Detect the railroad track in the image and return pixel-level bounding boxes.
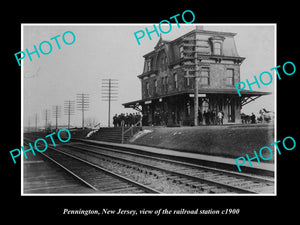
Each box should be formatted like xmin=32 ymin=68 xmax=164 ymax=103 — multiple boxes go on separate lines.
xmin=23 ymin=139 xmax=160 ymax=194
xmin=54 ymin=141 xmax=275 ymax=194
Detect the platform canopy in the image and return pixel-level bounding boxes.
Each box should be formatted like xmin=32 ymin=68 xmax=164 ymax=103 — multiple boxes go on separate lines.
xmin=123 ymin=89 xmax=271 ymax=110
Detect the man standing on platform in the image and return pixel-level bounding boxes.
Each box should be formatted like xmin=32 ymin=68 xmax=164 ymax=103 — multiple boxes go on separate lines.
xmin=217 ymin=111 xmax=224 ymax=125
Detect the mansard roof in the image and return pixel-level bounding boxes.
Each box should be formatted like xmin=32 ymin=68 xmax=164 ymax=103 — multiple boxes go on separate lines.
xmin=143 ymin=27 xmax=242 ymax=61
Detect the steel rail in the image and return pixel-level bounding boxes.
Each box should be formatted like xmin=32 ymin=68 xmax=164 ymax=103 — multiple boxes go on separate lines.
xmin=58 ymin=144 xmax=261 ymax=194
xmin=39 ymin=151 xmax=99 ymax=191
xmin=74 ymin=142 xmax=274 ymax=184
xmin=40 ymin=146 xmax=161 ymax=194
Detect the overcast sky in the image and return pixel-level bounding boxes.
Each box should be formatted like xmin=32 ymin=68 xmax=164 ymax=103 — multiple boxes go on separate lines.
xmin=22 ymin=24 xmax=275 ymax=128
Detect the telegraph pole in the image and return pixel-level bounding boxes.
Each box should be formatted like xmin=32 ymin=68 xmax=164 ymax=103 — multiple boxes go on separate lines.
xmin=27 ymin=116 xmax=31 ymax=132
xmin=64 ymin=100 xmax=75 ymax=130
xmin=43 ymin=109 xmax=50 ymax=131
xmin=52 ymin=105 xmax=61 ymax=131
xmin=101 ymin=79 xmax=118 ymax=127
xmin=108 ymin=79 xmax=111 ymax=127
xmin=184 ymin=60 xmax=201 ymax=126
xmin=194 ymin=58 xmax=200 ymax=126
xmin=35 ymin=113 xmax=38 ymax=132
xmin=76 ymin=93 xmax=89 ymax=129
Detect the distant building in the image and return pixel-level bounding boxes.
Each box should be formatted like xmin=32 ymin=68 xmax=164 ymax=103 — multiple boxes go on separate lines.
xmin=123 ymin=26 xmax=269 ymax=126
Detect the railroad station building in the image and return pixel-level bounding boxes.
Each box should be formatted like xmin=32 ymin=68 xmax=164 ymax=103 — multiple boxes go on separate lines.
xmin=123 ymin=26 xmax=269 ymax=126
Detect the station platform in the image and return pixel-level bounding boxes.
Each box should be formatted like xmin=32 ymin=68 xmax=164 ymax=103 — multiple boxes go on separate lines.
xmin=75 ymin=138 xmax=275 ymax=176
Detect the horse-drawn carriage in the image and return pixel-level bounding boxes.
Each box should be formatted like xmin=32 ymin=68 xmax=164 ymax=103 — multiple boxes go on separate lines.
xmin=241 ymin=108 xmax=274 ymax=124
xmin=258 ymin=108 xmax=274 ymax=123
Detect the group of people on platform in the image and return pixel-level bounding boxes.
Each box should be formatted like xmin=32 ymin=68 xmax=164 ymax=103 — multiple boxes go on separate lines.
xmin=112 ymin=108 xmax=267 ymax=127
xmin=142 ymin=109 xmax=225 ymax=126
xmin=198 ymin=109 xmax=224 ymax=125
xmin=153 ymin=111 xmax=169 ymax=126
xmin=113 ymin=113 xmax=142 ymax=127
xmin=113 ymin=109 xmax=226 ymax=127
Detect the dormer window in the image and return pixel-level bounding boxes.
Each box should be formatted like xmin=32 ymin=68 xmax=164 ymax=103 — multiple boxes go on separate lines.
xmin=214 ymin=42 xmax=221 ymax=55
xmin=147 ymin=60 xmax=151 ymax=71
xmin=157 ymin=51 xmax=168 ymax=72
xmin=145 ymin=58 xmax=152 ymax=72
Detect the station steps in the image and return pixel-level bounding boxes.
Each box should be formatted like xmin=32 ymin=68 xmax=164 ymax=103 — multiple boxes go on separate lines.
xmin=88 ymin=127 xmax=141 ymax=143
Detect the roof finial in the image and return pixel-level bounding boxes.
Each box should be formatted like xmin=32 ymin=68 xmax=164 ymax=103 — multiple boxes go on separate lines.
xmin=159 ymin=33 xmax=163 ymax=40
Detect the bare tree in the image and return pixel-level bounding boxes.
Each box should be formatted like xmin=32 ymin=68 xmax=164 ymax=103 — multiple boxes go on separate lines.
xmin=84 ymin=117 xmax=99 ymax=128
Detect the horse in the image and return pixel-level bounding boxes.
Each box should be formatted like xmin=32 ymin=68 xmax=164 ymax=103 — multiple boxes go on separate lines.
xmin=259 ymin=108 xmax=274 ymax=123
xmin=241 ymin=113 xmax=251 ymax=124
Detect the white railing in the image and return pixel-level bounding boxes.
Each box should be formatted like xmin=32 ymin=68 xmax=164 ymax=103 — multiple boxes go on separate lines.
xmin=121 ymin=119 xmax=142 ymax=144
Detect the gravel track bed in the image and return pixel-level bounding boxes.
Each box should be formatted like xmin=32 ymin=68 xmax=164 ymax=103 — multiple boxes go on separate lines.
xmin=70 ymin=143 xmax=274 ymax=194
xmin=58 ymin=145 xmax=232 ymax=194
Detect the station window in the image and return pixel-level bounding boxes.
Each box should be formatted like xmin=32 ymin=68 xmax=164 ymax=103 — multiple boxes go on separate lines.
xmin=162 ymin=76 xmax=167 ymax=92
xmin=146 ymin=82 xmax=150 ymax=96
xmin=186 ymin=76 xmax=190 ymax=87
xmin=179 ymin=46 xmax=184 ymax=58
xmin=174 ymin=73 xmax=178 ymax=89
xmin=154 ymin=79 xmax=158 ymax=93
xmin=200 ymin=67 xmax=210 ymax=85
xmin=226 ymin=69 xmax=234 ymax=85
xmin=166 ymin=76 xmax=169 ymax=91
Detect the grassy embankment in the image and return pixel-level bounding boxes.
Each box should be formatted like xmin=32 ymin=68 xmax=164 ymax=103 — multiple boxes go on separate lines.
xmin=130 ymin=125 xmax=275 ymax=162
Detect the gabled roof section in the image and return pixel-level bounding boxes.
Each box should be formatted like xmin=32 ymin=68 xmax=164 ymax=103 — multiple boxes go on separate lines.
xmin=154 ymin=34 xmax=170 ymax=50
xmin=143 ymin=34 xmax=172 ymax=59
